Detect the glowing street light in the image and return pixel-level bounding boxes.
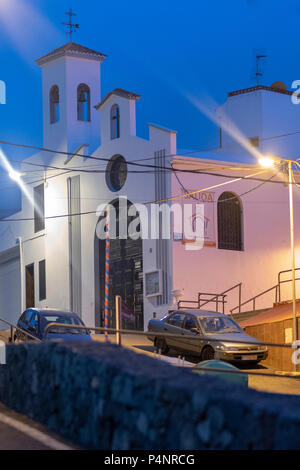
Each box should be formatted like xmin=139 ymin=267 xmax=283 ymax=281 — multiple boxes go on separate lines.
xmin=260 ymin=155 xmax=299 ymax=367
xmin=258 ymin=156 xmax=276 ymax=168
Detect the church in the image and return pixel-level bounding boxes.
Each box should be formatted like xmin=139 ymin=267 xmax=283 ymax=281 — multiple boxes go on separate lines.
xmin=0 ymin=40 xmax=177 ymax=330
xmin=0 ymin=37 xmax=300 ymax=331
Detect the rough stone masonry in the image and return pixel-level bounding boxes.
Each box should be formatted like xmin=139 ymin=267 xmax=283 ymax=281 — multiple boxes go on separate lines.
xmin=0 ymin=340 xmax=299 ymax=449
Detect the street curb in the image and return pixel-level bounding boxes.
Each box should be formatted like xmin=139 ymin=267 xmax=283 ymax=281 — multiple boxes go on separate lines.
xmin=272 ymin=370 xmax=300 ymax=377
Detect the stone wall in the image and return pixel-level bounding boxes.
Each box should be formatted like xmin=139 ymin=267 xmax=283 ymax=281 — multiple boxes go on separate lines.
xmin=0 ymin=341 xmax=300 ymax=449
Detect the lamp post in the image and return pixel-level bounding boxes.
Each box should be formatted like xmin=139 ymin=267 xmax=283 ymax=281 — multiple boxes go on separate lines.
xmin=259 ymin=156 xmax=298 ymax=368
xmin=287 ymin=160 xmax=298 ymax=353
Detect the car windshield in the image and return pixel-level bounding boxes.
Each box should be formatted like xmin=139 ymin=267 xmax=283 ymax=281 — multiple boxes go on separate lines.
xmin=40 ymin=315 xmax=87 ymax=335
xmin=199 ymin=316 xmax=242 ymax=334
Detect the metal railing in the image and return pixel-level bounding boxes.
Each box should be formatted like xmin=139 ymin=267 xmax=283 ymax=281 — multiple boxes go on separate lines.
xmin=177 ymin=283 xmax=242 ymax=315
xmin=198 ymin=293 xmax=227 ymax=314
xmin=231 ymin=269 xmax=300 ymax=315
xmin=41 ymin=322 xmax=300 ymax=380
xmin=0 ymin=316 xmax=41 ymax=343
xmin=198 ymin=283 xmax=242 ymax=314
xmin=230 ymin=284 xmax=280 ymax=315
xmin=0 ymin=320 xmax=291 ymax=381
xmin=278 ymin=268 xmax=300 ymax=303
xmin=178 ymin=293 xmax=226 ymax=312
xmin=43 ymin=322 xmax=291 ymax=350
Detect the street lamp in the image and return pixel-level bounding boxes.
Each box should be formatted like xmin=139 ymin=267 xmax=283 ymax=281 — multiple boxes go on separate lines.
xmin=258 ymin=157 xmax=276 ymax=169
xmin=259 ymin=156 xmax=298 ymax=366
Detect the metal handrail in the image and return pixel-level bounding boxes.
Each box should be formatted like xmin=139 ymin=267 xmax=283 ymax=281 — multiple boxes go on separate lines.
xmin=177 ymin=295 xmax=227 ymax=312
xmin=17 ymin=322 xmax=300 ymax=382
xmin=198 ymin=283 xmax=242 ymax=314
xmin=230 ymin=284 xmax=279 ymax=315
xmin=177 ymin=300 xmax=200 ymax=309
xmin=0 ymin=316 xmax=41 ymax=343
xmin=278 ymin=268 xmax=300 ymax=302
xmin=178 ymin=293 xmax=227 ymax=312
xmin=231 ymin=270 xmax=300 ymax=316
xmin=43 ymin=322 xmax=292 ymax=349
xmin=198 ymin=293 xmax=227 ymax=314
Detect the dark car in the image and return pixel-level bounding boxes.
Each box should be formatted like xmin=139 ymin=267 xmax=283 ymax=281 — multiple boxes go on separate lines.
xmin=147 ymin=310 xmax=268 ymax=364
xmin=15 ymin=308 xmax=92 ymax=342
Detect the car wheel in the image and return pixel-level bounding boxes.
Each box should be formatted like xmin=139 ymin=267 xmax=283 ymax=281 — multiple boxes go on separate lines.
xmin=201 ymin=346 xmax=215 ymax=361
xmin=155 ymin=337 xmax=169 ymax=355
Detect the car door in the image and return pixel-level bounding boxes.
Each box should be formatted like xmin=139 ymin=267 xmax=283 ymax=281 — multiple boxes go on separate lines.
xmin=181 ymin=314 xmax=202 ymax=356
xmin=18 ymin=309 xmax=37 ymax=341
xmin=164 ymin=311 xmax=186 ymax=351
xmin=30 ymin=311 xmax=39 ymax=339
xmin=16 ymin=311 xmax=28 ymax=342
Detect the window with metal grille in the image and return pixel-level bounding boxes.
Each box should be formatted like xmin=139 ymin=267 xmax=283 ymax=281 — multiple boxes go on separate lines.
xmin=217 ymin=191 xmax=243 ymax=251
xmin=39 ymin=260 xmax=46 ymax=301
xmin=34 ymin=184 xmax=45 ymax=233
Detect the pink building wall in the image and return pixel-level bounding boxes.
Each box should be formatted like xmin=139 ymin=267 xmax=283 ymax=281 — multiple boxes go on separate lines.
xmin=171 ymin=157 xmax=300 ymax=314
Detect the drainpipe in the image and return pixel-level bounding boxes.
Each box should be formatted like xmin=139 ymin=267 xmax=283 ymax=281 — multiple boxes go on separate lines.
xmin=17 ymin=237 xmax=25 ymax=312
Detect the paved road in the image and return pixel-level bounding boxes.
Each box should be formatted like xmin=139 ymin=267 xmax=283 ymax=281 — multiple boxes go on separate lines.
xmin=92 ymin=333 xmax=300 ymax=396
xmin=0 ymin=403 xmax=74 ymax=450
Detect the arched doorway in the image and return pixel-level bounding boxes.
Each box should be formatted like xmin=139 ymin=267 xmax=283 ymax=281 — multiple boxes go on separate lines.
xmin=94 ymin=199 xmax=144 ymax=331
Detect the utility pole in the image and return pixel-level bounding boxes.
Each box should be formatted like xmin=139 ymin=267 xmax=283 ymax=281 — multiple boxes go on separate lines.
xmin=288 ymin=161 xmax=298 ymax=367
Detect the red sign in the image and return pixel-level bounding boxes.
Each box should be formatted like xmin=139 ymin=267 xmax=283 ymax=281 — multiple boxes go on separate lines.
xmin=121 ymin=302 xmax=135 ymax=323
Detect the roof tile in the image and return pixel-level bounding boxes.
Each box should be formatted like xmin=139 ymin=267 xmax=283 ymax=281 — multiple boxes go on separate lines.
xmin=36 ymin=42 xmax=107 ymax=65
xmin=94 ymin=88 xmax=141 ymax=109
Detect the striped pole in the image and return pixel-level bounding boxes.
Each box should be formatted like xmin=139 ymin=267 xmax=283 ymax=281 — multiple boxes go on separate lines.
xmin=104 ymin=207 xmax=110 ymax=342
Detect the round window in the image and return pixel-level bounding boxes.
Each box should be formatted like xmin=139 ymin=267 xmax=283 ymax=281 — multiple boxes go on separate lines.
xmin=106 ymin=155 xmax=128 ymax=191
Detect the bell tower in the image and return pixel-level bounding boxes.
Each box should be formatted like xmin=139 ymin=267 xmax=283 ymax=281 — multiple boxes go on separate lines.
xmin=36 ymin=42 xmax=106 ymax=156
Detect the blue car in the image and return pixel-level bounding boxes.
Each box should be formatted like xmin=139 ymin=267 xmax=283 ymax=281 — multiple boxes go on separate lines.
xmin=15 ymin=308 xmax=92 ymax=342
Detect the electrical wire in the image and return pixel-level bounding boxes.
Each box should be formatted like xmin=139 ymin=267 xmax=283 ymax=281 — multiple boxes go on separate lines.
xmin=173 ymin=163 xmax=284 ymax=204
xmin=0 ymin=167 xmax=281 ymax=222
xmin=0 ymin=154 xmax=296 ymax=193
xmin=144 ymin=167 xmax=281 ymax=205
xmin=0 ymin=138 xmax=289 ymax=180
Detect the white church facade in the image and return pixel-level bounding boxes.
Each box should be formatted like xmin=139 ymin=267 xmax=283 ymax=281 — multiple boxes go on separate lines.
xmin=0 ymin=42 xmax=176 ymax=330
xmin=0 ymin=41 xmax=300 ymax=330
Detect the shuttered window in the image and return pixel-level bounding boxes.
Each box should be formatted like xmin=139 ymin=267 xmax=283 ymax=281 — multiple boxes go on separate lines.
xmin=217 ymin=192 xmax=243 ymax=251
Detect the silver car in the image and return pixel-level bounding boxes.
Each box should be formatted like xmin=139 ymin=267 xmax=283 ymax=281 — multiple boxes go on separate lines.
xmin=147 ymin=310 xmax=268 ymax=364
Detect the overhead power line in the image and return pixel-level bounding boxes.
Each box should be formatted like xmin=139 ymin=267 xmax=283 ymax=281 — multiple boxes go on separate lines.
xmin=0 ymin=139 xmax=283 ymax=178
xmin=0 ymin=139 xmax=298 ymax=192
xmin=0 ymin=166 xmax=282 ymax=222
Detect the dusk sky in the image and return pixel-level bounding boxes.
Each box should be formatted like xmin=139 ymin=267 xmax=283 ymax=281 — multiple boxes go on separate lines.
xmin=0 ymin=0 xmax=300 ymax=211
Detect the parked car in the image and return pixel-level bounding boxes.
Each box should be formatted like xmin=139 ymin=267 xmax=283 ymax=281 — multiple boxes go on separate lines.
xmin=15 ymin=308 xmax=92 ymax=342
xmin=147 ymin=310 xmax=268 ymax=364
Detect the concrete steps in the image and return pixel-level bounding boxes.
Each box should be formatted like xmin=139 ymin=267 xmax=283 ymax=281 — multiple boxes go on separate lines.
xmin=231 ymin=308 xmax=270 ymax=324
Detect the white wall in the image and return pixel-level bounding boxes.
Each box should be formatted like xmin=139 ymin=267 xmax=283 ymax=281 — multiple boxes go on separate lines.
xmin=41 ymin=56 xmax=102 ymax=155
xmin=217 ymin=88 xmax=300 ymax=162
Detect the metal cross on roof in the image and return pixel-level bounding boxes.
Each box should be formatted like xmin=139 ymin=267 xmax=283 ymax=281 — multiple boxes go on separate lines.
xmin=61 ymin=8 xmax=79 ymax=42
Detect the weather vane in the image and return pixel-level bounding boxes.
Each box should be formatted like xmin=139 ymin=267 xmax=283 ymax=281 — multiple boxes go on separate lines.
xmin=62 ymin=8 xmax=79 ymax=42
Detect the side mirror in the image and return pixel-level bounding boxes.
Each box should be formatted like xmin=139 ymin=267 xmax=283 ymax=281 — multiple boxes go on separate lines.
xmin=191 ymin=327 xmax=199 ymax=334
